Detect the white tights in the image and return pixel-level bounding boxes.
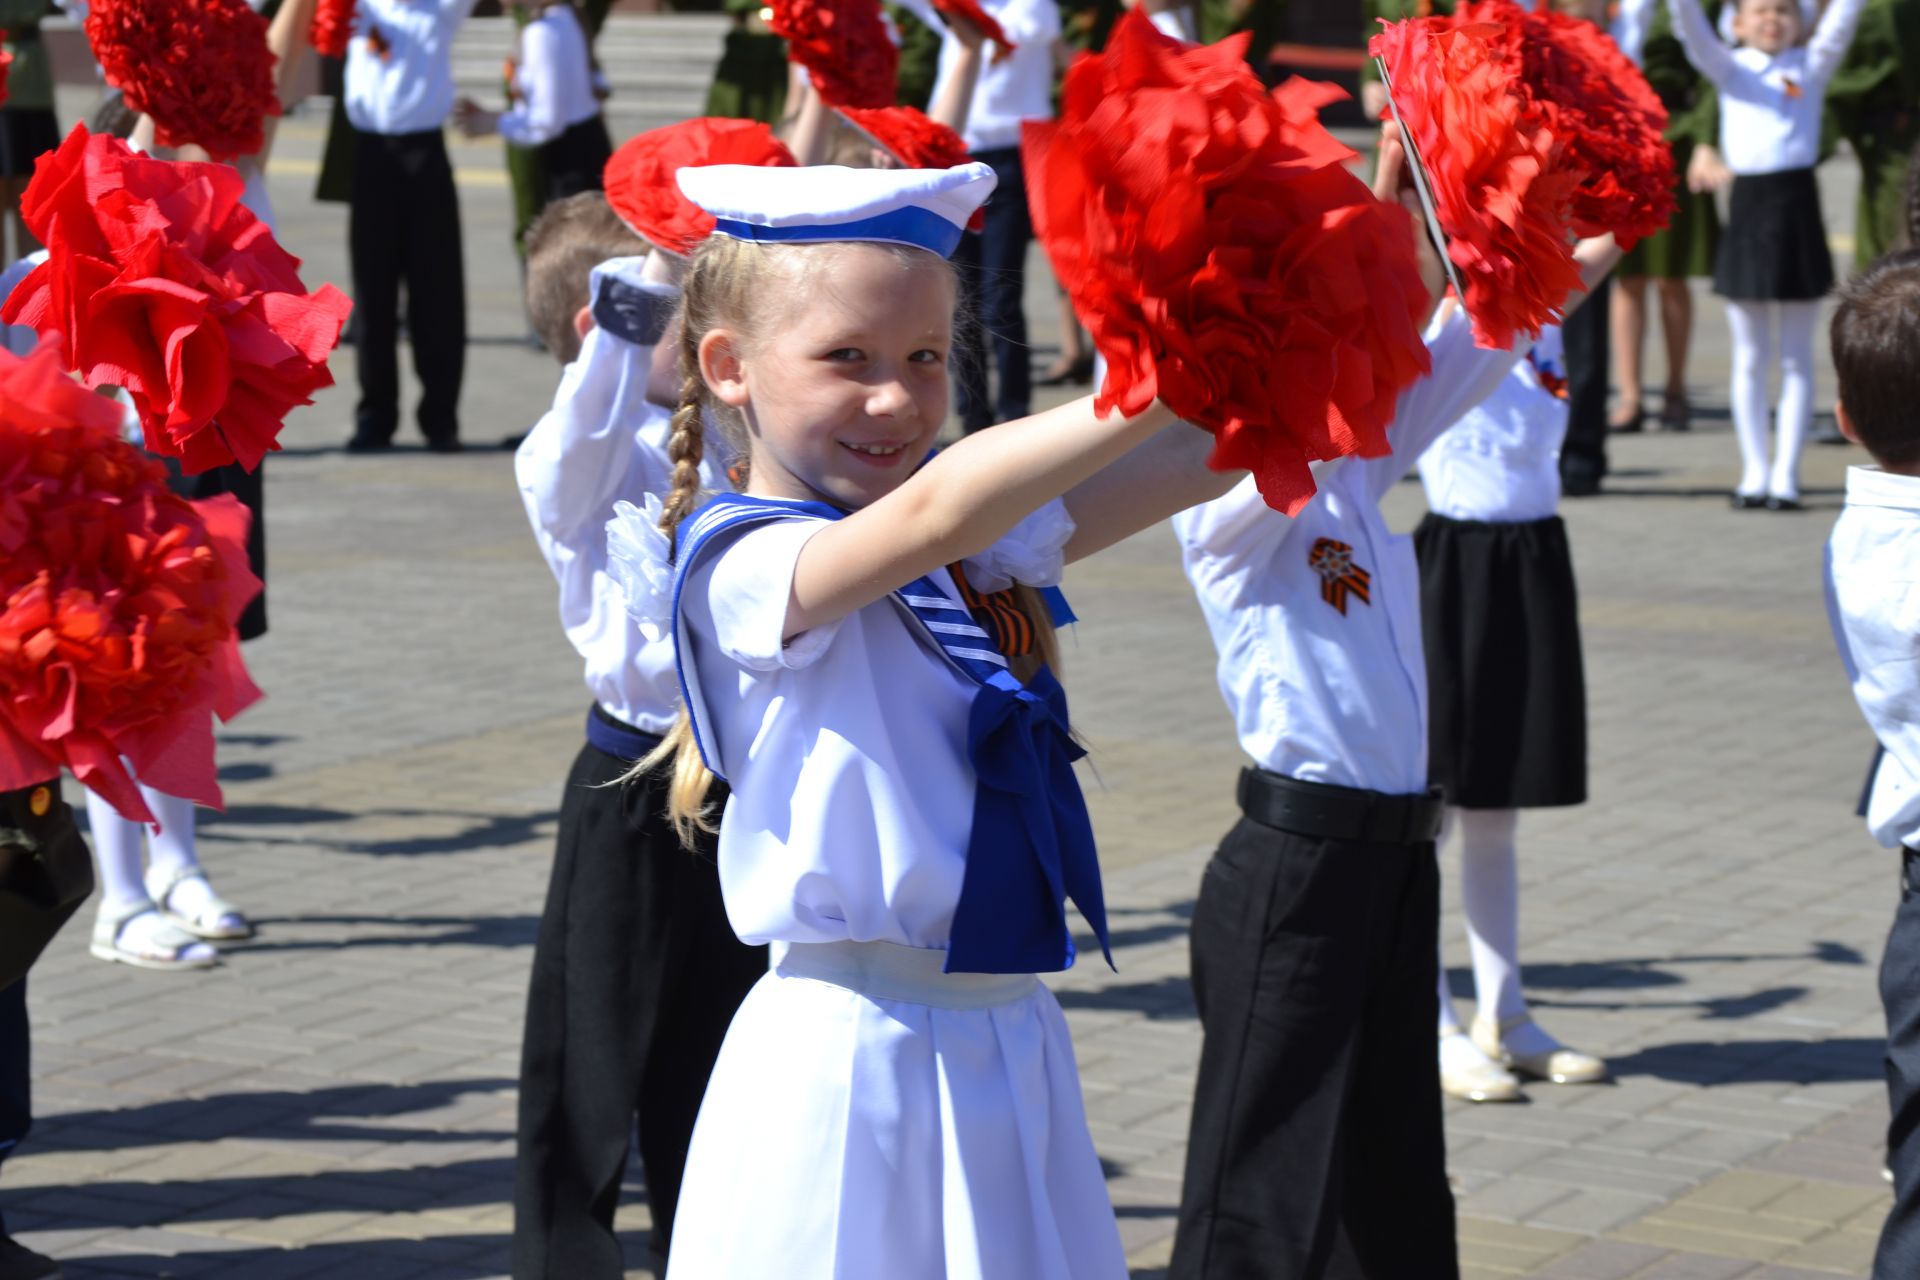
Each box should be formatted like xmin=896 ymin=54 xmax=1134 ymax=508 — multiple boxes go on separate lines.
xmin=83 ymin=786 xmax=201 ymax=918
xmin=1435 ymin=807 xmax=1524 ymax=1036
xmin=1725 ymin=299 xmax=1820 ymax=502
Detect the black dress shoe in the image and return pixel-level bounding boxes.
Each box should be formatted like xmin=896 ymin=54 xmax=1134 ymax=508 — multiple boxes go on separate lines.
xmin=0 ymin=1236 xmax=63 ymax=1280
xmin=1730 ymin=492 xmax=1766 ymax=510
xmin=1764 ymin=495 xmax=1803 ymax=512
xmin=1607 ymin=409 xmax=1645 ymax=434
xmin=424 ymin=436 xmax=465 ymax=454
xmin=1562 ymin=468 xmax=1602 ymax=498
xmin=344 ymin=432 xmax=392 ymax=453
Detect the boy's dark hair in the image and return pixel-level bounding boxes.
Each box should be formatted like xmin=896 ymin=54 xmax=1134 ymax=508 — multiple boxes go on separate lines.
xmin=1832 ymin=248 xmax=1920 ymax=469
xmin=524 ymin=192 xmax=650 ymax=363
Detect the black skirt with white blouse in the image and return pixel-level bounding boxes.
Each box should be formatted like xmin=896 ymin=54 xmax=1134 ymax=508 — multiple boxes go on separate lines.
xmin=1713 ymin=167 xmax=1834 ymax=301
xmin=1415 ymin=513 xmax=1587 ymax=810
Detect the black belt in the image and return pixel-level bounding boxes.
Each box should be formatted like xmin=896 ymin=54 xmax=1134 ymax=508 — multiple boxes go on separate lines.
xmin=1904 ymin=846 xmax=1920 ymax=895
xmin=1237 ymin=767 xmax=1443 ymax=846
xmin=585 ymin=705 xmax=662 ymax=763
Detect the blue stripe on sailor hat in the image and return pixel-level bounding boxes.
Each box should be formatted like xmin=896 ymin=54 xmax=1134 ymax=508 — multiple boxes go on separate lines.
xmin=674 ymin=162 xmax=997 ymax=260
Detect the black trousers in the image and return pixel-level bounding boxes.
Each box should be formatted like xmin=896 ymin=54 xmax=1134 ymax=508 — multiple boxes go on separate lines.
xmin=348 ymin=127 xmax=466 ymax=445
xmin=1170 ymin=818 xmax=1458 ymax=1280
xmin=1558 ymin=273 xmax=1611 ymax=489
xmin=0 ymin=980 xmax=28 ymax=1239
xmin=952 ymin=145 xmax=1033 ymax=434
xmin=512 ymin=733 xmax=768 ymax=1279
xmin=1877 ymin=848 xmax=1920 ymax=1278
xmin=537 ymin=115 xmax=613 ymax=205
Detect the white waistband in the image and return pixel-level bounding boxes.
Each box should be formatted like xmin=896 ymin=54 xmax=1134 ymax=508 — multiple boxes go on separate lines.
xmin=775 ymin=940 xmax=1040 ymax=1010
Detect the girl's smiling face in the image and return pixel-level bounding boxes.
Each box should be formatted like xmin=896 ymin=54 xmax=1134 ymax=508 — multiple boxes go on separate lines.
xmin=701 ymin=241 xmax=956 ymax=511
xmin=1734 ymin=0 xmax=1803 ymax=54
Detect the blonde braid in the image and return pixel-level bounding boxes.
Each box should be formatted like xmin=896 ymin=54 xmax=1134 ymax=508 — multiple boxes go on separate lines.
xmin=659 ymin=308 xmax=709 ymax=555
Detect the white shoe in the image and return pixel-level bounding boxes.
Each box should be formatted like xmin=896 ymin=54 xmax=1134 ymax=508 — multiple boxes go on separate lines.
xmin=1472 ymin=1013 xmax=1608 ymax=1085
xmin=1439 ymin=1029 xmax=1524 ymax=1103
xmin=90 ymin=904 xmax=217 ymax=971
xmin=146 ymin=865 xmax=254 ymax=941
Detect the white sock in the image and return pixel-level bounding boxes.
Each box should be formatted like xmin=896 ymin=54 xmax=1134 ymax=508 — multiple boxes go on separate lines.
xmin=141 ymin=786 xmax=217 ymax=919
xmin=1768 ymin=300 xmax=1819 ymax=501
xmin=1725 ymin=300 xmax=1773 ymax=497
xmin=83 ymin=788 xmax=153 ymax=919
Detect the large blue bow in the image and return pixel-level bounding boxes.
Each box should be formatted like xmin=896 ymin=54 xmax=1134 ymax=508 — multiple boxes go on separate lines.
xmin=945 ymin=665 xmax=1113 ymax=975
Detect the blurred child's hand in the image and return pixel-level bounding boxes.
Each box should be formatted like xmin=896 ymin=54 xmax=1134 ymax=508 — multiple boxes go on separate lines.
xmin=1360 ymin=80 xmax=1390 ymax=122
xmin=1687 ymin=143 xmax=1733 ymax=194
xmin=1371 ymin=125 xmax=1446 ymax=310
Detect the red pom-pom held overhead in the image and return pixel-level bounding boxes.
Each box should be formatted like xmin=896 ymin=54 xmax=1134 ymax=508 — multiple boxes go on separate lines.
xmin=1451 ymin=0 xmax=1674 ymax=251
xmin=0 ymin=128 xmax=353 ymax=475
xmin=603 ymin=118 xmax=797 ymax=255
xmin=309 ymin=0 xmax=355 ymax=59
xmin=0 ymin=337 xmax=263 ymax=825
xmin=86 ymin=0 xmax=282 ymax=161
xmin=1370 ymin=15 xmax=1584 ymax=350
xmin=1023 ymin=10 xmax=1432 ymax=516
xmin=768 ymin=0 xmax=898 ymax=109
xmin=930 ymin=0 xmax=1014 ymax=53
xmin=837 ymin=105 xmax=970 ymax=169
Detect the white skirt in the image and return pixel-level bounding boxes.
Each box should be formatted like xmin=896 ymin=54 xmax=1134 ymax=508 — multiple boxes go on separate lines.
xmin=664 ymin=940 xmax=1128 ymax=1280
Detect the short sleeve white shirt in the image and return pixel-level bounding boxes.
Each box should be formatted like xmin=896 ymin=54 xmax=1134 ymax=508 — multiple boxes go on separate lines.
xmin=675 ymin=504 xmax=1073 ymax=950
xmin=1827 ymin=465 xmax=1920 ymax=850
xmin=930 ymin=0 xmax=1061 ymax=152
xmin=1173 ymin=308 xmax=1528 ymax=795
xmin=1417 ymin=327 xmax=1568 ymax=524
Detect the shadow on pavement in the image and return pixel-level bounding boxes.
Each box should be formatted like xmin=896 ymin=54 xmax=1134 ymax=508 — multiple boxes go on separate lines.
xmin=55 ymin=1234 xmax=511 ymax=1279
xmin=195 ymin=807 xmax=560 ymax=858
xmin=225 ymin=912 xmax=538 ymax=952
xmin=1605 ymin=1036 xmax=1884 ymax=1085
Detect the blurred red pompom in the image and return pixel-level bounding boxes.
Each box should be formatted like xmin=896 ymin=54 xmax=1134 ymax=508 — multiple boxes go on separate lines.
xmin=603 ymin=118 xmax=797 ymax=255
xmin=838 ymin=105 xmax=969 ymax=169
xmin=1370 ymin=15 xmax=1584 ymax=349
xmin=1452 ymin=0 xmax=1674 ymax=250
xmin=0 ymin=36 xmax=12 ymax=108
xmin=0 ymin=127 xmax=353 ymax=475
xmin=1024 ymin=11 xmax=1432 ymax=515
xmin=0 ymin=337 xmax=262 ymax=825
xmin=769 ymin=0 xmax=898 ymax=109
xmin=930 ymin=0 xmax=1014 ymax=53
xmin=309 ymin=0 xmax=355 ymax=59
xmin=86 ymin=0 xmax=281 ymax=161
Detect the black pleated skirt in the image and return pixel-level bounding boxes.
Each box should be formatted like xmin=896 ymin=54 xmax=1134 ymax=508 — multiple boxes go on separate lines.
xmin=1415 ymin=514 xmax=1587 ymax=810
xmin=1713 ymin=168 xmax=1834 ymax=301
xmin=0 ymin=107 xmax=59 ymax=178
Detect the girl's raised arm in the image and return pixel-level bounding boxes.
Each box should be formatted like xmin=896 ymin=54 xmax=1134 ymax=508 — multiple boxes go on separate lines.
xmin=787 ymin=396 xmax=1177 ymax=637
xmin=1806 ymin=0 xmax=1869 ymax=82
xmin=1666 ymin=0 xmax=1739 ymax=86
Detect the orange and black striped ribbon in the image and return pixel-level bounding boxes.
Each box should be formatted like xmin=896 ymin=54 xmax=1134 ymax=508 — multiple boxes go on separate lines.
xmin=948 ymin=561 xmax=1037 ymax=658
xmin=1308 ymin=537 xmax=1372 ymax=616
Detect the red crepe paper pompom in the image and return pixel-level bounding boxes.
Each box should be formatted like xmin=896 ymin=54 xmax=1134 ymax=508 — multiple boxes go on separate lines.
xmin=769 ymin=0 xmax=898 ymax=109
xmin=930 ymin=0 xmax=1015 ymax=54
xmin=0 ymin=37 xmax=12 ymax=108
xmin=1369 ymin=16 xmax=1584 ymax=350
xmin=604 ymin=118 xmax=797 ymax=255
xmin=838 ymin=106 xmax=970 ymax=169
xmin=309 ymin=0 xmax=355 ymax=59
xmin=0 ymin=127 xmax=354 ymax=476
xmin=1023 ymin=10 xmax=1432 ymax=516
xmin=0 ymin=337 xmax=263 ymax=825
xmin=1451 ymin=0 xmax=1674 ymax=251
xmin=86 ymin=0 xmax=281 ymax=162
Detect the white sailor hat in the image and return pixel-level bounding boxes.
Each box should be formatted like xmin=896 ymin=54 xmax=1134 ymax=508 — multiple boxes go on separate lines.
xmin=674 ymin=162 xmax=997 ymax=260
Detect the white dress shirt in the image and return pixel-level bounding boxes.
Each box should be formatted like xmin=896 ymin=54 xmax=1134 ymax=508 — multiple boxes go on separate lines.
xmin=345 ymin=0 xmax=478 ymax=135
xmin=929 ymin=0 xmax=1061 ymax=152
xmin=1173 ymin=308 xmax=1528 ymax=796
xmin=498 ymin=4 xmax=601 ymax=148
xmin=1827 ymin=465 xmax=1920 ymax=850
xmin=1417 ymin=326 xmax=1568 ymax=524
xmin=515 ymin=256 xmax=717 ymax=735
xmin=1668 ymin=0 xmax=1867 ymax=174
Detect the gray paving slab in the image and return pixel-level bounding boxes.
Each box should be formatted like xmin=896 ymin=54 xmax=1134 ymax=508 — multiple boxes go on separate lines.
xmin=0 ymin=90 xmax=1901 ymax=1279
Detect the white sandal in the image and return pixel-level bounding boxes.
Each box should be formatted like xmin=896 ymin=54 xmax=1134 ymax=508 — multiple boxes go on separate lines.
xmin=90 ymin=904 xmax=218 ymax=971
xmin=145 ymin=865 xmax=255 ymax=941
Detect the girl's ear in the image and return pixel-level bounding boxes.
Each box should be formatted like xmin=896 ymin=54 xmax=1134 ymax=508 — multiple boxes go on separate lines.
xmin=700 ymin=328 xmax=750 ymax=409
xmin=1836 ymin=400 xmax=1861 ymax=445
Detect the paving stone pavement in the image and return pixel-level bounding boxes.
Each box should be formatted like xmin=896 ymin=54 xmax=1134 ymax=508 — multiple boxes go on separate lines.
xmin=2 ymin=105 xmax=1899 ymax=1278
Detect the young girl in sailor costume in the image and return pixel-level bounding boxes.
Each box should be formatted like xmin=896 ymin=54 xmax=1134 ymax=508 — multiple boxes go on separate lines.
xmin=605 ymin=162 xmax=1233 ymax=1279
xmin=1414 ymin=329 xmax=1611 ymax=1105
xmin=1668 ymin=0 xmax=1867 ymax=509
xmin=510 ymin=196 xmax=770 ymax=1273
xmin=1166 ymin=135 xmax=1625 ymax=1277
